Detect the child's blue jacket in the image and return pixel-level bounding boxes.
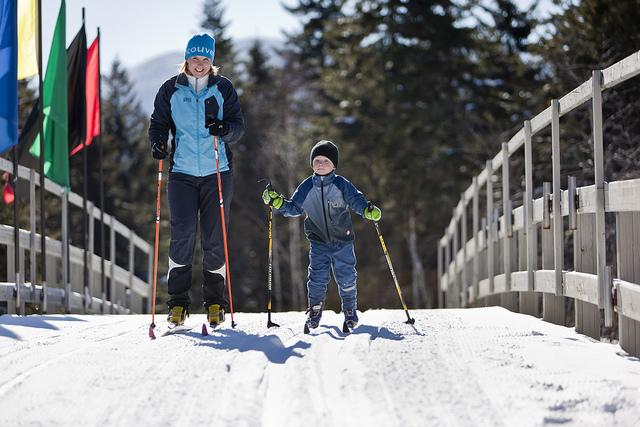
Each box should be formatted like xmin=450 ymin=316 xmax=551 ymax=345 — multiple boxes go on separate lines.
xmin=277 ymin=171 xmax=369 ymax=244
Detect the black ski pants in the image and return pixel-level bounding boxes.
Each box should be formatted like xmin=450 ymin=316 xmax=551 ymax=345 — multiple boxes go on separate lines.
xmin=167 ymin=171 xmax=233 ymax=310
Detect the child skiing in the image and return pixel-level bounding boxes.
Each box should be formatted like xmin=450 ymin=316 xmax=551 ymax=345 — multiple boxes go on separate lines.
xmin=262 ymin=140 xmax=381 ymax=333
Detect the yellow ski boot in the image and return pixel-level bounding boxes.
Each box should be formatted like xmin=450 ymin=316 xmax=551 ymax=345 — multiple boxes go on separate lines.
xmin=207 ymin=304 xmax=225 ymax=328
xmin=167 ymin=306 xmax=188 ymax=327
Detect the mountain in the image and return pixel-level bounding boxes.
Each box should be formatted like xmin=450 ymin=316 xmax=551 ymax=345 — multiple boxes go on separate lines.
xmin=129 ymin=37 xmax=284 ymax=115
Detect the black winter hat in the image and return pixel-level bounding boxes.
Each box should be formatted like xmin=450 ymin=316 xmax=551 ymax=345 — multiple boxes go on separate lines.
xmin=310 ymin=140 xmax=339 ymax=168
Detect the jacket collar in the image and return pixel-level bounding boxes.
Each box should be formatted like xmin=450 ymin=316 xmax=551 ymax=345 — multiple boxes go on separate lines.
xmin=312 ymin=171 xmax=336 ymax=186
xmin=175 ymin=72 xmax=220 ymax=88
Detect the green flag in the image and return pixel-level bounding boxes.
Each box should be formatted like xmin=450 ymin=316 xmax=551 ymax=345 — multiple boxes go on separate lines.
xmin=30 ymin=0 xmax=69 ymax=187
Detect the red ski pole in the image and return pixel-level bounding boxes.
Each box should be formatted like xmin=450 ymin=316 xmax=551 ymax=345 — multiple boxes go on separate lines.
xmin=149 ymin=160 xmax=163 ymax=339
xmin=212 ymin=135 xmax=236 ymax=328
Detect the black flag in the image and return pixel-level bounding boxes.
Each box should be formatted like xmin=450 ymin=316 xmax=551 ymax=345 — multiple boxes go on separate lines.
xmin=67 ymin=24 xmax=87 ymax=155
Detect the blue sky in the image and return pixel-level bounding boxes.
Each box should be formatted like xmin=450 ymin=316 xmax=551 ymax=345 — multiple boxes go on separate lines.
xmin=40 ymin=0 xmax=556 ymax=70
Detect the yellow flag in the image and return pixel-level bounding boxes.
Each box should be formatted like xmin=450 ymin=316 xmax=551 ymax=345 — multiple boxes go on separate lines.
xmin=18 ymin=0 xmax=38 ymax=80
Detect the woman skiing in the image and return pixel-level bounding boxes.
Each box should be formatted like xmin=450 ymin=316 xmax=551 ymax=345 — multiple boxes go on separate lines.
xmin=148 ymin=33 xmax=245 ymax=327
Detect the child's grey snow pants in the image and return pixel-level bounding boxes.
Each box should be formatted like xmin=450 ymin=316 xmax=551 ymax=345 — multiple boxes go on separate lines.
xmin=307 ymin=240 xmax=358 ymax=311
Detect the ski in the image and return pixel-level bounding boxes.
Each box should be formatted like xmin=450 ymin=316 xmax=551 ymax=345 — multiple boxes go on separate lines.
xmin=160 ymin=323 xmax=196 ymax=337
xmin=303 ymin=322 xmax=356 ymax=335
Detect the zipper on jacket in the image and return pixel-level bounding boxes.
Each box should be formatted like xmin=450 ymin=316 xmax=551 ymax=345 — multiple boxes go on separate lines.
xmin=320 ymin=177 xmax=331 ymax=242
xmin=196 ymin=90 xmax=201 ymax=176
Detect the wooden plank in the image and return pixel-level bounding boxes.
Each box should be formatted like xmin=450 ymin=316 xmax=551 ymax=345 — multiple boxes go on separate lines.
xmin=551 ymin=99 xmax=564 ymax=296
xmin=494 ymin=274 xmax=506 ymax=293
xmin=633 ymin=213 xmax=640 ymax=288
xmin=501 ymin=292 xmax=519 ymax=312
xmin=501 ymin=237 xmax=519 ymax=312
xmin=524 ymin=121 xmax=535 ymax=292
xmin=534 ymin=270 xmax=556 ymax=294
xmin=519 ymin=291 xmax=540 ymax=317
xmin=543 ymin=293 xmax=566 ymax=326
xmin=564 ymin=272 xmax=599 ymax=306
xmin=637 ymin=318 xmax=640 ymax=358
xmin=602 ymin=49 xmax=640 ymax=90
xmin=615 ymin=212 xmax=640 ymax=356
xmin=541 ymin=218 xmax=567 ymax=324
xmin=478 ymin=278 xmax=490 ymax=299
xmin=617 ymin=280 xmax=640 ymax=323
xmin=511 ymin=272 xmax=528 ymax=291
xmin=573 ymin=214 xmax=600 ymax=339
xmin=619 ymin=315 xmax=637 ymax=357
xmin=486 ymin=161 xmax=494 ymax=293
xmin=607 ymin=179 xmax=640 ymax=212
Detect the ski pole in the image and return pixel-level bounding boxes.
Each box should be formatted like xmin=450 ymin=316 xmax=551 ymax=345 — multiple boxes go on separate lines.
xmin=266 ymin=187 xmax=279 ymax=328
xmin=149 ymin=159 xmax=163 ymax=340
xmin=212 ymin=135 xmax=236 ymax=328
xmin=369 ymin=203 xmax=415 ymax=324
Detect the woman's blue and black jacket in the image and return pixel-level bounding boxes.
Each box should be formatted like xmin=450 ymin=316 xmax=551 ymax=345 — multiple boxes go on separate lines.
xmin=148 ymin=73 xmax=245 ymax=176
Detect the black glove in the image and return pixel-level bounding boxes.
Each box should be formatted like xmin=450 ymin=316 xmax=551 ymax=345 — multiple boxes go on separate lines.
xmin=206 ymin=118 xmax=230 ymax=137
xmin=151 ymin=141 xmax=168 ymax=160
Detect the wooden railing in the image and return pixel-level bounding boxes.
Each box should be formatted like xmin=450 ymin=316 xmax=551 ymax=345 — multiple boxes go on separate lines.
xmin=0 ymin=157 xmax=152 ymax=315
xmin=437 ymin=50 xmax=640 ymax=358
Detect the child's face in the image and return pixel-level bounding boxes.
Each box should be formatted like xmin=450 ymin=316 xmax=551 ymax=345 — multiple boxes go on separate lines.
xmin=312 ymin=155 xmax=335 ymax=175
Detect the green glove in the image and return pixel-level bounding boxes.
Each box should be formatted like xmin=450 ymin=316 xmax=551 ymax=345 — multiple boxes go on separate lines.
xmin=262 ymin=187 xmax=284 ymax=209
xmin=363 ymin=204 xmax=381 ymax=221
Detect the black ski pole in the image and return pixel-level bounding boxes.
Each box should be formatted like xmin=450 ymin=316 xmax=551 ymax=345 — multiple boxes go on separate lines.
xmin=369 ymin=203 xmax=415 ymax=324
xmin=265 ymin=183 xmax=279 ymax=328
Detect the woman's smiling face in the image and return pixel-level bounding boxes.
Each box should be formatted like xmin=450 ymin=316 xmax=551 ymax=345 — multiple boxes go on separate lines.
xmin=187 ymin=56 xmax=211 ymax=78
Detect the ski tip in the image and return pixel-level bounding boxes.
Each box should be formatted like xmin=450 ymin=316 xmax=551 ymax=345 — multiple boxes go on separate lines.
xmin=201 ymin=323 xmax=209 ymax=336
xmin=303 ymin=323 xmax=310 ymax=334
xmin=149 ymin=325 xmax=156 ymax=340
xmin=342 ymin=322 xmax=351 ymax=334
xmin=267 ymin=320 xmax=280 ymax=328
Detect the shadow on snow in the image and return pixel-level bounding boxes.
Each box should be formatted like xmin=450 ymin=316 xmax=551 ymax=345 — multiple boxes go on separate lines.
xmin=0 ymin=315 xmax=87 ymax=340
xmin=194 ymin=328 xmax=311 ymax=364
xmin=312 ymin=324 xmax=406 ymax=341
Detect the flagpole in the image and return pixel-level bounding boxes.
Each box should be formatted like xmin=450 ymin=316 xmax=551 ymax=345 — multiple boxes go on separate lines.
xmin=80 ymin=8 xmax=89 ymax=313
xmin=12 ymin=149 xmax=21 ymax=314
xmin=36 ymin=0 xmax=47 ymax=313
xmin=97 ymin=27 xmax=106 ymax=314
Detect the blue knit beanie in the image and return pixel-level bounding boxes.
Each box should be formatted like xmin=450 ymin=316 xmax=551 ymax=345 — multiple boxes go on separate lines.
xmin=185 ymin=33 xmax=215 ymax=62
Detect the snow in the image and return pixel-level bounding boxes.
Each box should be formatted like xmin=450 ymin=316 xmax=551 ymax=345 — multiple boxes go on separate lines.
xmin=1 ymin=307 xmax=639 ymax=426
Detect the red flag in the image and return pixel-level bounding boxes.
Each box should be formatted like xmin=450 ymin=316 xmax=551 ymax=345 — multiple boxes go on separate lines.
xmin=71 ymin=36 xmax=100 ymax=156
xmin=2 ymin=172 xmax=14 ymax=205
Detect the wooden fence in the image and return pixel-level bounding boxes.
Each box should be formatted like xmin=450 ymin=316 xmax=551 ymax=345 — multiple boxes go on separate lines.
xmin=437 ymin=50 xmax=640 ymax=357
xmin=0 ymin=157 xmax=152 ymax=315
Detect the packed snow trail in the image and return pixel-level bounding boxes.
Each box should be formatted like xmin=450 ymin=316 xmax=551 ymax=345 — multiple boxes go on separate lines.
xmin=1 ymin=307 xmax=639 ymax=426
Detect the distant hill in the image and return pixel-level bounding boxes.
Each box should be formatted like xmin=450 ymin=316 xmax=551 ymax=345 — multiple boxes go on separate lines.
xmin=130 ymin=37 xmax=284 ymax=115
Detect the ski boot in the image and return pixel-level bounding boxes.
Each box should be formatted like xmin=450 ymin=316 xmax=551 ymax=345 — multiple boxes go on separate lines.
xmin=207 ymin=304 xmax=225 ymax=328
xmin=167 ymin=306 xmax=188 ymax=328
xmin=343 ymin=309 xmax=359 ymax=333
xmin=304 ymin=302 xmax=324 ymax=334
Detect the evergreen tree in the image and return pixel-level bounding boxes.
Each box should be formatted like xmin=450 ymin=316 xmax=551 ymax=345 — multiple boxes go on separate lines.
xmin=538 ymin=0 xmax=640 ymax=184
xmin=305 ymin=0 xmax=480 ymax=307
xmin=228 ymin=40 xmax=275 ymax=311
xmin=99 ymin=59 xmax=165 ymax=282
xmin=201 ymin=0 xmax=239 ymax=81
